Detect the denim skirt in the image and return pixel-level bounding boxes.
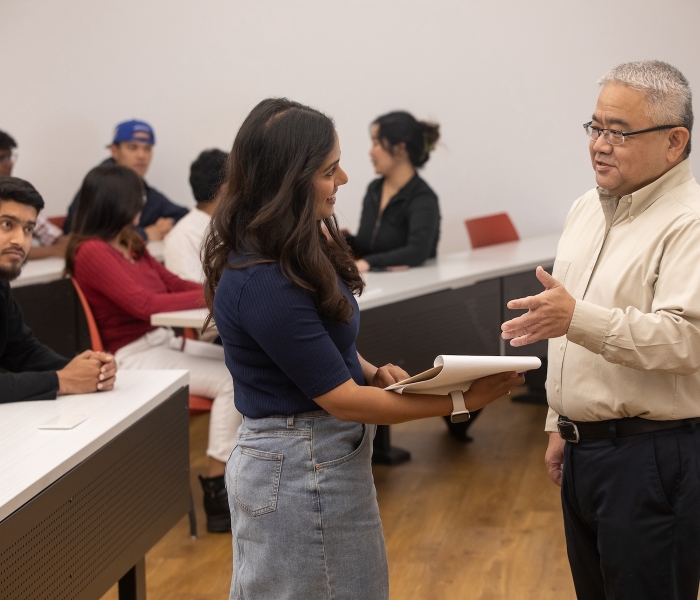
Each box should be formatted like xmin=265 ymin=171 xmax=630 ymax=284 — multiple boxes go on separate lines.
xmin=226 ymin=411 xmax=389 ymax=600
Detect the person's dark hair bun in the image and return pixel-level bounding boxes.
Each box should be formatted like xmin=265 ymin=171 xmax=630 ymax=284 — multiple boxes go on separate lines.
xmin=373 ymin=111 xmax=440 ymax=168
xmin=420 ymin=121 xmax=440 ymax=149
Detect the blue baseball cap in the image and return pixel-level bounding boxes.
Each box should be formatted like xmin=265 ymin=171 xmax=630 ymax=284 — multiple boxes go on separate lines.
xmin=111 ymin=120 xmax=156 ymax=145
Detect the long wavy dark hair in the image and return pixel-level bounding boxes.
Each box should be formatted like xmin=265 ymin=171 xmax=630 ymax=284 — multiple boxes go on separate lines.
xmin=203 ymin=98 xmax=364 ymax=323
xmin=65 ymin=164 xmax=145 ymax=275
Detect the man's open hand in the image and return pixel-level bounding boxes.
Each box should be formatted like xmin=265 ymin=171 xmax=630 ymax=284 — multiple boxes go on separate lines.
xmin=501 ymin=266 xmax=576 ymax=346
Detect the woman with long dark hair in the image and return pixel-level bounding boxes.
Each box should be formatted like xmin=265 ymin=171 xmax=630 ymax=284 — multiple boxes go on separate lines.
xmin=204 ymin=98 xmax=523 ymax=599
xmin=65 ymin=164 xmax=241 ymax=533
xmin=350 ymin=111 xmax=441 ymax=273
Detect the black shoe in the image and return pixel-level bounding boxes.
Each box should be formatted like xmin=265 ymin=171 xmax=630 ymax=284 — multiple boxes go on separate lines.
xmin=199 ymin=475 xmax=231 ymax=533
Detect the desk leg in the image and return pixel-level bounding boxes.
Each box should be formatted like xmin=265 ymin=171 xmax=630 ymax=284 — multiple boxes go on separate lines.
xmin=372 ymin=425 xmax=411 ymax=465
xmin=118 ymin=558 xmax=146 ymax=600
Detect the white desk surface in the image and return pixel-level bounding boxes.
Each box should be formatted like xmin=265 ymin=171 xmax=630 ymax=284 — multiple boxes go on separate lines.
xmin=0 ymin=369 xmax=188 ymax=523
xmin=151 ymin=233 xmax=560 ymax=329
xmin=11 ymin=256 xmax=66 ymax=288
xmin=12 ymin=241 xmax=166 ymax=288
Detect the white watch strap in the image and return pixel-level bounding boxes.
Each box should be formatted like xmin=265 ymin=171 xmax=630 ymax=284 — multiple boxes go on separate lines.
xmin=450 ymin=390 xmax=467 ymax=414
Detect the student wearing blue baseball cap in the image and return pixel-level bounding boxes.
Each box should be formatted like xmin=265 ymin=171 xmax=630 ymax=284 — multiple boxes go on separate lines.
xmin=62 ymin=119 xmax=188 ymax=240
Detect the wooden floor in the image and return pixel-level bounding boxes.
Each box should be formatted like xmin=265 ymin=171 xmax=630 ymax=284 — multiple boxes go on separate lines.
xmin=102 ymin=393 xmax=576 ymax=599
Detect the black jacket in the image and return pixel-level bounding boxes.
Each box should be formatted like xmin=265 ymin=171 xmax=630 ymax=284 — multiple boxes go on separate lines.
xmin=0 ymin=281 xmax=69 ymax=403
xmin=352 ymin=174 xmax=440 ymax=269
xmin=63 ymin=158 xmax=189 ymax=239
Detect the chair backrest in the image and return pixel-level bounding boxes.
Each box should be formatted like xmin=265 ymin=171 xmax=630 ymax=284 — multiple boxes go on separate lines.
xmin=70 ymin=278 xmax=105 ymax=352
xmin=464 ymin=212 xmax=520 ymax=249
xmin=47 ymin=215 xmax=66 ymax=230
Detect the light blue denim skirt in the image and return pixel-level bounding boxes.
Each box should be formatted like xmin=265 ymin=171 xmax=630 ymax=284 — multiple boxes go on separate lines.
xmin=226 ymin=411 xmax=389 ymax=600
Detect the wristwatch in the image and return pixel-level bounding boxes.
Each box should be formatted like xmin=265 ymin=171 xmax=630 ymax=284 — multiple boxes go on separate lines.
xmin=449 ymin=390 xmax=471 ymax=423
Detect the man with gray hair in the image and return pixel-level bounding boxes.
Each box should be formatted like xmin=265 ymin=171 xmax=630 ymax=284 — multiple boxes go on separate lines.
xmin=502 ymin=60 xmax=700 ymax=598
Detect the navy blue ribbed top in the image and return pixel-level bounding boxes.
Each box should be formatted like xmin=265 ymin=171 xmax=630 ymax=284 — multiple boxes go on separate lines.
xmin=214 ymin=258 xmax=365 ymax=418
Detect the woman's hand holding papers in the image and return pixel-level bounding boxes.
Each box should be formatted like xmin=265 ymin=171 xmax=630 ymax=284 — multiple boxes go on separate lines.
xmin=463 ymin=371 xmax=525 ymax=411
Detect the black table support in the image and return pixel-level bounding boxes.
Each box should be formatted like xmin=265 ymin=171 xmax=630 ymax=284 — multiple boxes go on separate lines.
xmin=372 ymin=425 xmax=411 ymax=465
xmin=118 ymin=559 xmax=146 ymax=600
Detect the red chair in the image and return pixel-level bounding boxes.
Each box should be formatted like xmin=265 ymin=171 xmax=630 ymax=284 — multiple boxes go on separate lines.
xmin=71 ymin=277 xmax=104 ymax=352
xmin=464 ymin=212 xmax=519 ymax=249
xmin=47 ymin=215 xmax=67 ymax=230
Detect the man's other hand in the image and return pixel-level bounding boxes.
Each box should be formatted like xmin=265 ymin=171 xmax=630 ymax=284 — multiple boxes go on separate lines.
xmin=545 ymin=432 xmax=566 ymax=487
xmin=501 ymin=266 xmax=576 ymax=346
xmin=57 ymin=350 xmax=112 ymax=395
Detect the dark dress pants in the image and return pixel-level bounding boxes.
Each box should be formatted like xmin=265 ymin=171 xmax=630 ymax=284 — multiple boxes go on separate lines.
xmin=561 ymin=426 xmax=700 ymax=600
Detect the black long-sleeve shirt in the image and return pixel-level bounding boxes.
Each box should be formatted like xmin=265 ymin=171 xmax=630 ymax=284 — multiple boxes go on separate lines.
xmin=63 ymin=158 xmax=189 ymax=239
xmin=0 ymin=281 xmax=69 ymax=403
xmin=352 ymin=174 xmax=440 ymax=269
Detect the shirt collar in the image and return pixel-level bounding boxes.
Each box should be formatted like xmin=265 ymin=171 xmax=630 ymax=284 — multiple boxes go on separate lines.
xmin=597 ymin=159 xmax=693 ymax=222
xmin=371 ymin=173 xmax=421 ymax=204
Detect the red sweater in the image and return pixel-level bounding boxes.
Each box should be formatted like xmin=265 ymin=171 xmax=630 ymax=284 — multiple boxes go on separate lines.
xmin=73 ymin=239 xmax=204 ymax=353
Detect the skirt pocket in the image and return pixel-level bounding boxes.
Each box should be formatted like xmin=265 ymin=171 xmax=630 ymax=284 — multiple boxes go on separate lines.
xmin=315 ymin=424 xmax=370 ymax=470
xmin=234 ymin=447 xmax=283 ymax=517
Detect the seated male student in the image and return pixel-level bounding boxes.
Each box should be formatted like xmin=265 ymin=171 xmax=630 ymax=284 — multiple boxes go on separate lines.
xmin=0 ymin=129 xmax=70 ymax=260
xmin=163 ymin=149 xmax=227 ymax=282
xmin=63 ymin=120 xmax=188 ymax=241
xmin=0 ymin=176 xmax=116 ymax=402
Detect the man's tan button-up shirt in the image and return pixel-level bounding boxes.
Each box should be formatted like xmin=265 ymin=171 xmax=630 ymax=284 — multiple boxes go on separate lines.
xmin=546 ymin=159 xmax=700 ymax=431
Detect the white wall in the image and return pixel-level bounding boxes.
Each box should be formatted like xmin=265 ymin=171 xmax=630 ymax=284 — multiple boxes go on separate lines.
xmin=2 ymin=0 xmax=700 ymax=253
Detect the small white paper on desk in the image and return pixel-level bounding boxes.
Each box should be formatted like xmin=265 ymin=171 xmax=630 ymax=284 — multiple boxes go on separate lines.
xmin=38 ymin=414 xmax=88 ymax=430
xmin=384 ymin=355 xmax=541 ymax=395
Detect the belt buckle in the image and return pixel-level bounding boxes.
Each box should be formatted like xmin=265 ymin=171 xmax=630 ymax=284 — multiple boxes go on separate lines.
xmin=557 ymin=420 xmax=580 ymax=443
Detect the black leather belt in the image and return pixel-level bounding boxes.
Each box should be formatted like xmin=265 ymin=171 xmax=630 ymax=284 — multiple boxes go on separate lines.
xmin=557 ymin=416 xmax=697 ymax=443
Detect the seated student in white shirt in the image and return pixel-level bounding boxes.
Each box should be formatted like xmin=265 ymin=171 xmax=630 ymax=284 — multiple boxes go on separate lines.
xmin=164 ymin=149 xmax=227 ymax=282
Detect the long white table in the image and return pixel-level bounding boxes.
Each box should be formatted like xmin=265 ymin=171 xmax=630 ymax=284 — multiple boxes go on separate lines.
xmin=151 ymin=234 xmax=560 ymax=329
xmin=0 ymin=370 xmax=191 ymax=600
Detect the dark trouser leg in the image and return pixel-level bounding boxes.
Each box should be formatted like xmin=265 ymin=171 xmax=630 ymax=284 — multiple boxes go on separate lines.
xmin=562 ymin=428 xmax=700 ymax=600
xmin=561 ymin=442 xmax=605 ymax=599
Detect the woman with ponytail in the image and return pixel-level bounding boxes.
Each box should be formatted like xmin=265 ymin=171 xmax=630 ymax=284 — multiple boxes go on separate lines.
xmin=350 ymin=112 xmax=480 ymax=442
xmin=350 ymin=111 xmax=441 ymax=272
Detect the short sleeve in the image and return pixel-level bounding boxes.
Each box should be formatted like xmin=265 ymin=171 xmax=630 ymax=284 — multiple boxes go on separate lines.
xmin=238 ymin=269 xmax=353 ymax=398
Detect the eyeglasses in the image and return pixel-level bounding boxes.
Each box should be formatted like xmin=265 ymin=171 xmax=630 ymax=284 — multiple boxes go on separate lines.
xmin=583 ymin=122 xmax=682 ymax=146
xmin=0 ymin=151 xmax=18 ymax=165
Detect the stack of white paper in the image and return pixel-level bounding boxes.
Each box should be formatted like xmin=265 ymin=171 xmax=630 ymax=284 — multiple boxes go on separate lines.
xmin=385 ymin=355 xmax=541 ymax=395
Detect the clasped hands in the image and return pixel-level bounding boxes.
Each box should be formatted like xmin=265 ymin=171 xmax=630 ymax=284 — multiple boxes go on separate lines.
xmin=501 ymin=266 xmax=576 ymax=346
xmin=57 ymin=350 xmax=118 ymax=395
